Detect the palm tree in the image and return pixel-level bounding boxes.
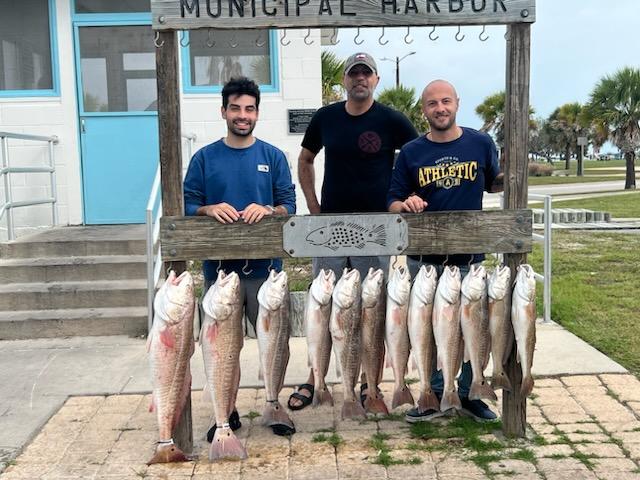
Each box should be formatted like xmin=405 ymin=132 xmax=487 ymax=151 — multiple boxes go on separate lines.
xmin=475 ymin=91 xmax=535 ymax=149
xmin=321 ymin=51 xmax=344 ymax=105
xmin=548 ymin=103 xmax=589 ymax=174
xmin=377 ymin=85 xmax=428 ymax=133
xmin=586 ymin=67 xmax=640 ymax=189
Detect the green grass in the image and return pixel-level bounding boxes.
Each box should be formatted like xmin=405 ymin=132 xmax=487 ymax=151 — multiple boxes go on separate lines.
xmin=529 ymin=231 xmax=640 ymax=375
xmin=570 ymin=452 xmax=597 ymax=470
xmin=312 ymin=431 xmax=344 ymax=448
xmin=242 ymin=411 xmax=261 ymax=420
xmin=369 ymin=432 xmax=422 ymax=467
xmin=542 ymin=191 xmax=640 ymax=218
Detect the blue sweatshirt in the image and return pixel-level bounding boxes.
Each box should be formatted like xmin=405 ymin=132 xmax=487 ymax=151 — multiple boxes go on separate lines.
xmin=183 ymin=138 xmax=296 ymax=281
xmin=387 ymin=127 xmax=500 ymax=265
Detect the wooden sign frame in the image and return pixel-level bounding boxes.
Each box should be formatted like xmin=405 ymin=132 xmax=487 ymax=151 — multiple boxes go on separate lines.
xmin=153 ymin=0 xmax=535 ymax=448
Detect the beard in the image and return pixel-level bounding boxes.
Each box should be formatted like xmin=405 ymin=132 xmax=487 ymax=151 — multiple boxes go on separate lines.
xmin=348 ymin=84 xmax=372 ymax=101
xmin=227 ymin=119 xmax=255 ymax=137
xmin=427 ymin=112 xmax=456 ymax=132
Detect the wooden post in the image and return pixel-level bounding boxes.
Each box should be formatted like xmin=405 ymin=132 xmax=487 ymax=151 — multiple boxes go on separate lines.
xmin=155 ymin=29 xmax=193 ymax=453
xmin=502 ymin=23 xmax=531 ymax=438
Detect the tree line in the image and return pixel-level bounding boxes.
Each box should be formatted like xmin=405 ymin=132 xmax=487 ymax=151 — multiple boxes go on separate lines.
xmin=322 ymin=52 xmax=638 ymax=190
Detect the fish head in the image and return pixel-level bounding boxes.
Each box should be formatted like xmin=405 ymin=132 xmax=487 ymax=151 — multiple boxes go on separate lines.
xmin=461 ymin=264 xmax=487 ymax=302
xmin=203 ymin=271 xmax=241 ymax=321
xmin=388 ymin=266 xmax=411 ymax=305
xmin=488 ymin=264 xmax=511 ymax=301
xmin=413 ymin=264 xmax=438 ymax=305
xmin=258 ymin=270 xmax=289 ymax=311
xmin=333 ymin=268 xmax=361 ymax=309
xmin=154 ymin=270 xmax=195 ymax=325
xmin=361 ymin=268 xmax=384 ymax=307
xmin=436 ymin=265 xmax=462 ymax=304
xmin=514 ymin=264 xmax=536 ymax=302
xmin=310 ymin=268 xmax=336 ymax=306
xmin=306 ymin=225 xmax=332 ymax=246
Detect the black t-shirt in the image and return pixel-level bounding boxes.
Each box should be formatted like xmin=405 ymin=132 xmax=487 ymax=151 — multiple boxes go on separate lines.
xmin=301 ymin=101 xmax=419 ymax=213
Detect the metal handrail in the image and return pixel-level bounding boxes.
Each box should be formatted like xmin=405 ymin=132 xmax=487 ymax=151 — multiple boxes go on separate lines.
xmin=146 ymin=133 xmax=196 ymax=331
xmin=0 ymin=132 xmax=59 ymax=241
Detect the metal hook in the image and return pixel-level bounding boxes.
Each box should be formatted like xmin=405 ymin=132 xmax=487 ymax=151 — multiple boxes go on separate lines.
xmin=267 ymin=258 xmax=274 ymax=272
xmin=429 ymin=26 xmax=439 ymax=41
xmin=442 ymin=255 xmax=449 ymax=267
xmin=330 ymin=28 xmax=339 ymax=45
xmin=206 ymin=29 xmax=216 ymax=47
xmin=280 ymin=30 xmax=290 ymax=46
xmin=229 ymin=33 xmax=239 ymax=48
xmin=180 ymin=31 xmax=190 ymax=47
xmin=455 ymin=26 xmax=465 ymax=42
xmin=256 ymin=31 xmax=266 ymax=47
xmin=404 ymin=26 xmax=413 ymax=44
xmin=242 ymin=259 xmax=253 ymax=276
xmin=378 ymin=27 xmax=389 ymax=45
xmin=354 ymin=27 xmax=364 ymax=45
xmin=304 ymin=28 xmax=313 ymax=45
xmin=216 ymin=259 xmax=222 ymax=273
xmin=468 ymin=254 xmax=474 ymax=268
xmin=153 ymin=31 xmax=164 ymax=48
xmin=479 ymin=25 xmax=489 ymax=42
xmin=392 ymin=256 xmax=399 ymax=270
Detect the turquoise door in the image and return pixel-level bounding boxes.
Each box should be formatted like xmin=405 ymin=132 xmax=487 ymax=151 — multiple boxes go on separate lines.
xmin=75 ymin=21 xmax=158 ymax=224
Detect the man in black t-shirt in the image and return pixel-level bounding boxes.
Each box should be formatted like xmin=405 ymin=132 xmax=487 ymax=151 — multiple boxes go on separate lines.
xmin=289 ymin=52 xmax=419 ymax=411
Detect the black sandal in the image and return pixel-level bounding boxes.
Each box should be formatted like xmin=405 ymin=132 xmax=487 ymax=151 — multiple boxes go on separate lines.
xmin=287 ymin=383 xmax=314 ymax=411
xmin=360 ymin=383 xmax=369 ymax=408
xmin=271 ymin=423 xmax=296 ymax=436
xmin=206 ymin=409 xmax=242 ymax=442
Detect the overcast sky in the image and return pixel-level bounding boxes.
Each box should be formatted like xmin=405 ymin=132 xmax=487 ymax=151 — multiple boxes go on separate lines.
xmin=325 ymin=0 xmax=639 ymax=149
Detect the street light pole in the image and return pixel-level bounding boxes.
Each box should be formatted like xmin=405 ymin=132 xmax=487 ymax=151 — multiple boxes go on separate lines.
xmin=380 ymin=51 xmax=416 ymax=88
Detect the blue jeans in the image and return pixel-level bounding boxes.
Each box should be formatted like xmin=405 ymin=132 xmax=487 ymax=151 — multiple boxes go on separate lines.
xmin=406 ymin=257 xmax=477 ymax=399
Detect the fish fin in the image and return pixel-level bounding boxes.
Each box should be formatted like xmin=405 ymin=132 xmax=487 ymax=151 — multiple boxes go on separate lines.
xmin=341 ymin=399 xmax=366 ymax=420
xmin=370 ymin=225 xmax=387 ymax=246
xmin=328 ymin=245 xmax=339 ymax=251
xmin=491 ymin=371 xmax=512 ymax=392
xmin=312 ymin=387 xmax=334 ymax=407
xmin=364 ymin=394 xmax=389 ymax=415
xmin=356 ymin=243 xmax=365 ymax=249
xmin=463 ymin=344 xmax=470 ymax=364
xmin=469 ymin=381 xmax=498 ymax=402
xmin=159 ymin=327 xmax=176 ymax=349
xmin=417 ymin=390 xmax=440 ymax=413
xmin=391 ymin=386 xmax=414 ymax=409
xmin=147 ymin=443 xmax=189 ymax=465
xmin=209 ymin=427 xmax=247 ymax=461
xmin=521 ymin=375 xmax=535 ymax=397
xmin=202 ymin=383 xmax=213 ymax=403
xmin=440 ymin=390 xmax=462 ymax=412
xmin=436 ymin=353 xmax=442 ymax=372
xmin=262 ymin=402 xmax=294 ymax=427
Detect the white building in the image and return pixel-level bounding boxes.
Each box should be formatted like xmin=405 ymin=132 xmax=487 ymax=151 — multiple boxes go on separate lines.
xmin=0 ymin=0 xmax=323 ymax=240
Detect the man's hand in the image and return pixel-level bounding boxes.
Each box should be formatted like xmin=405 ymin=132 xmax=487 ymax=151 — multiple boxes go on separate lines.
xmin=389 ymin=195 xmax=428 ymax=213
xmin=199 ymin=203 xmax=240 ymax=224
xmin=240 ymin=203 xmax=273 ymax=224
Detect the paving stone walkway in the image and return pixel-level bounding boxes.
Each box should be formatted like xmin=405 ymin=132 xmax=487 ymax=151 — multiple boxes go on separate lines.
xmin=3 ymin=374 xmax=640 ymax=480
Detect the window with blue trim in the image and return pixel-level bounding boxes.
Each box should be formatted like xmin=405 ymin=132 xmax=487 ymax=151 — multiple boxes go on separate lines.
xmin=185 ymin=29 xmax=277 ymax=92
xmin=0 ymin=0 xmax=56 ymax=93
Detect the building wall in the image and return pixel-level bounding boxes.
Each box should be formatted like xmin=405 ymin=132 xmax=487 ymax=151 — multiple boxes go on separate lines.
xmin=0 ymin=0 xmax=322 ymax=241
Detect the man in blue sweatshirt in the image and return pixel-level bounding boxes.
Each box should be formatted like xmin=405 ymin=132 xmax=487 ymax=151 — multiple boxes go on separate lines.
xmin=388 ymin=79 xmax=503 ymax=423
xmin=183 ymin=76 xmax=296 ymax=335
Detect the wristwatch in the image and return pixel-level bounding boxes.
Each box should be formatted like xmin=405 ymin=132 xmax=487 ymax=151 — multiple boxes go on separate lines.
xmin=265 ymin=205 xmax=276 ymax=214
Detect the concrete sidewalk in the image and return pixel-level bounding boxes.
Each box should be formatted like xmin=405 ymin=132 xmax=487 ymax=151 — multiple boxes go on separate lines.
xmin=0 ymin=321 xmax=635 ymax=479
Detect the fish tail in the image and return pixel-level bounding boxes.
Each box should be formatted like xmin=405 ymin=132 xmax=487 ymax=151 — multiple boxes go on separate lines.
xmin=263 ymin=402 xmax=294 ymax=427
xmin=521 ymin=375 xmax=535 ymax=397
xmin=370 ymin=224 xmax=387 ymax=246
xmin=469 ymin=380 xmax=498 ymax=402
xmin=209 ymin=427 xmax=247 ymax=461
xmin=312 ymin=387 xmax=334 ymax=407
xmin=341 ymin=399 xmax=366 ymax=420
xmin=147 ymin=442 xmax=189 ymax=465
xmin=416 ymin=390 xmax=440 ymax=413
xmin=364 ymin=393 xmax=389 ymax=415
xmin=391 ymin=386 xmax=415 ymax=409
xmin=440 ymin=390 xmax=462 ymax=412
xmin=491 ymin=371 xmax=513 ymax=392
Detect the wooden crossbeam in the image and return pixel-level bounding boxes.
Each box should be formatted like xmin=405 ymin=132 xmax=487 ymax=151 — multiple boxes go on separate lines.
xmin=160 ymin=210 xmax=532 ymax=262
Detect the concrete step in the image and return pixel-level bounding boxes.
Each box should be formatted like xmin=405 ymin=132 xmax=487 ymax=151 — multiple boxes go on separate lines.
xmin=0 ymin=307 xmax=147 ymax=340
xmin=0 ymin=280 xmax=147 ymax=311
xmin=0 ymin=255 xmax=147 ymax=283
xmin=0 ymin=225 xmax=146 ymax=259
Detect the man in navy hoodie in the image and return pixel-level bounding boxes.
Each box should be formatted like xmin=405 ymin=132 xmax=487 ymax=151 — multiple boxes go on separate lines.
xmin=183 ymin=76 xmax=296 ymax=437
xmin=388 ymin=79 xmax=503 ymax=423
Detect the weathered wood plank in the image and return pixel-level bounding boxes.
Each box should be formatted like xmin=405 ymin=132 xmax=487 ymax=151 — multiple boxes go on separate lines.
xmin=502 ymin=23 xmax=531 ymax=439
xmin=152 ymin=0 xmax=535 ymax=30
xmin=155 ymin=30 xmax=193 ymax=453
xmin=160 ymin=210 xmax=532 ymax=261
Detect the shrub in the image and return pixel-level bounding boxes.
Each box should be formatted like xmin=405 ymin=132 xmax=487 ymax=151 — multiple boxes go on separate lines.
xmin=528 ymin=162 xmax=554 ymax=177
